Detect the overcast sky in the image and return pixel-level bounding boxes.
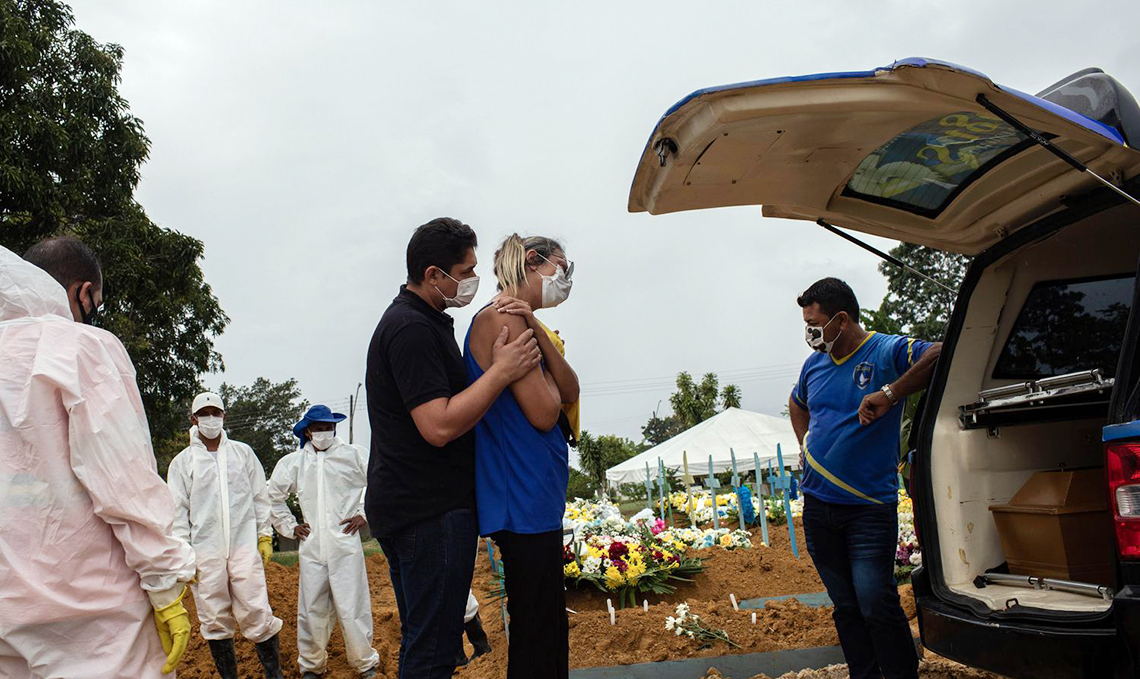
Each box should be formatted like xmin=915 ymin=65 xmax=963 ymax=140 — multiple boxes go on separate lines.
xmin=69 ymin=1 xmax=1140 ymax=447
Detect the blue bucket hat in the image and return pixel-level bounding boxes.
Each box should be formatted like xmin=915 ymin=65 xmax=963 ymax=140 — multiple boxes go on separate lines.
xmin=293 ymin=404 xmax=347 ymax=448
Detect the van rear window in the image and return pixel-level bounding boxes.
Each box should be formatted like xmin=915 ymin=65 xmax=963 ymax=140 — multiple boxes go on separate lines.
xmin=843 ymin=111 xmax=1031 ymax=216
xmin=993 ymin=274 xmax=1136 ymax=379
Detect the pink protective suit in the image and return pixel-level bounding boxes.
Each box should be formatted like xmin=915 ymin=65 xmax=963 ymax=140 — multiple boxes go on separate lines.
xmin=0 ymin=246 xmax=197 ymax=678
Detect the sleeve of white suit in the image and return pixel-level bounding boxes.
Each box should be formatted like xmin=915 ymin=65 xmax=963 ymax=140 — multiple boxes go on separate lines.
xmin=353 ymin=444 xmax=369 ymax=517
xmin=166 ymin=454 xmax=192 ymax=545
xmin=244 ymin=445 xmax=274 ymax=538
xmin=63 ymin=332 xmax=197 ymax=594
xmin=267 ymin=454 xmax=300 ymax=538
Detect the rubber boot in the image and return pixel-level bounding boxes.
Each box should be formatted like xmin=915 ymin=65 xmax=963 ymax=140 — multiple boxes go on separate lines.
xmin=207 ymin=639 xmax=239 ymax=679
xmin=254 ymin=633 xmax=285 ymax=679
xmin=465 ymin=614 xmax=492 ymax=660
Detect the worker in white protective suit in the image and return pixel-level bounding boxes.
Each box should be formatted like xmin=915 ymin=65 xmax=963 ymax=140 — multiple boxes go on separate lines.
xmin=0 ymin=238 xmax=196 ymax=679
xmin=268 ymin=404 xmax=379 ymax=678
xmin=457 ymin=591 xmax=492 ymax=667
xmin=167 ymin=391 xmax=285 ymax=679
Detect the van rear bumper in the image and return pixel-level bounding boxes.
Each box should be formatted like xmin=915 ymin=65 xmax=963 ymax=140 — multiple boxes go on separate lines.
xmin=915 ymin=592 xmax=1138 ymax=679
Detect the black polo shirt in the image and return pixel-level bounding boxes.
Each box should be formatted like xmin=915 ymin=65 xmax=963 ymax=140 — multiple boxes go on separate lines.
xmin=364 ymin=286 xmax=475 ymax=537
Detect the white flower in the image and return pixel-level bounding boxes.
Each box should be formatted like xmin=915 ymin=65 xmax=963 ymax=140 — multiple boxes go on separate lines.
xmin=675 ymin=627 xmax=684 ymax=636
xmin=675 ymin=603 xmax=690 ymax=618
xmin=910 ymin=552 xmax=923 ymax=566
xmin=665 ymin=617 xmax=676 ymax=631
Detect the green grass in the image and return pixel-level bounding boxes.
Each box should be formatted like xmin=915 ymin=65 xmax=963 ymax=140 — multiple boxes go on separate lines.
xmin=270 ymin=539 xmax=382 ymax=567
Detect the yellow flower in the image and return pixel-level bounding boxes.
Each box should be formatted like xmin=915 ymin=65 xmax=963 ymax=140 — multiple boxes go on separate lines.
xmin=720 ymin=534 xmax=733 ymax=547
xmin=564 ymin=562 xmax=581 ymax=578
xmin=587 ymin=545 xmax=605 ymax=559
xmin=604 ymin=565 xmax=624 ymax=590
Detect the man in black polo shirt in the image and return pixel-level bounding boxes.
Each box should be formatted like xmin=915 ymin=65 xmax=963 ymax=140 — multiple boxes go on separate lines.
xmin=365 ymin=217 xmax=539 ymax=678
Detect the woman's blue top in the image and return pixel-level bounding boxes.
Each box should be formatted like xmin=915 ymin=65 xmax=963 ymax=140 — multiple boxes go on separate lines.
xmin=463 ymin=316 xmax=568 ymax=536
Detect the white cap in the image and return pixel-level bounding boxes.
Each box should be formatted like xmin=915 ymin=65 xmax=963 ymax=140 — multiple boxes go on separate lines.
xmin=192 ymin=392 xmax=225 ymax=415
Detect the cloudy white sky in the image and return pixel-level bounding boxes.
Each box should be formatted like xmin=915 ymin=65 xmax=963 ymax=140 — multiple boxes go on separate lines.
xmin=69 ymin=1 xmax=1140 ymax=446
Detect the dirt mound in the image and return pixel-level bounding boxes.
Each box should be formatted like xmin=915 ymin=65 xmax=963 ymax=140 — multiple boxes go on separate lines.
xmin=699 ymin=654 xmax=1010 ymax=679
xmin=175 ymin=520 xmax=987 ymax=679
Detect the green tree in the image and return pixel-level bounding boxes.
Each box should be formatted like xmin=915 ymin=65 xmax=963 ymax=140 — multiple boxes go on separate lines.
xmin=641 ymin=411 xmax=683 ymax=446
xmin=669 ymin=372 xmax=742 ymax=429
xmin=721 ymin=384 xmax=742 ymax=409
xmin=219 ymin=378 xmax=310 ymax=477
xmin=575 ymin=430 xmax=642 ymax=494
xmin=1 ymin=0 xmax=228 ymax=451
xmin=861 ymin=243 xmax=968 ymax=340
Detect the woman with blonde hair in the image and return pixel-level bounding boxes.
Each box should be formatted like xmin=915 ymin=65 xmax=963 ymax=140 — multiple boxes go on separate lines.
xmin=463 ymin=234 xmax=578 ymax=679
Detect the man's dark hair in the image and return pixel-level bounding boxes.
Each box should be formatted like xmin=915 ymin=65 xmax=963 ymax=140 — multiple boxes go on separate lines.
xmin=23 ymin=236 xmax=102 ymax=290
xmin=797 ymin=277 xmax=859 ymax=322
xmin=406 ymin=217 xmax=478 ymax=284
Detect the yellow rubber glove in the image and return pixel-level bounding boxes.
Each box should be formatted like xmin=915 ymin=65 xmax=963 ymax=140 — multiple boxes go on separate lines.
xmin=258 ymin=535 xmax=274 ymax=567
xmin=153 ymin=586 xmax=191 ymax=674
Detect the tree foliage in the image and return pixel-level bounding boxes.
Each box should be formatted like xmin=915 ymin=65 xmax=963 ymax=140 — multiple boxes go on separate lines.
xmin=641 ymin=411 xmax=683 ymax=447
xmin=669 ymin=372 xmax=742 ymax=429
xmin=641 ymin=372 xmax=742 ymax=446
xmin=861 ymin=243 xmax=968 ymax=340
xmin=575 ymin=430 xmax=643 ymax=492
xmin=219 ymin=378 xmax=310 ymax=478
xmin=1 ymin=0 xmax=228 ymax=451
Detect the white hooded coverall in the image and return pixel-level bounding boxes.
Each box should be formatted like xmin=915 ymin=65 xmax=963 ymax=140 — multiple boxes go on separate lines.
xmin=268 ymin=438 xmax=379 ymax=674
xmin=167 ymin=428 xmax=283 ymax=642
xmin=0 ymin=246 xmax=197 ymax=679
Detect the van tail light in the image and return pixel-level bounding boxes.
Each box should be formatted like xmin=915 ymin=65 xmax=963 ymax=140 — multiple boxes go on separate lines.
xmin=1106 ymin=442 xmax=1140 ymax=559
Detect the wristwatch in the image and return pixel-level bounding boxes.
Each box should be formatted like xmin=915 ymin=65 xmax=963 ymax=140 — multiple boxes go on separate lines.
xmin=880 ymin=384 xmax=900 ymax=406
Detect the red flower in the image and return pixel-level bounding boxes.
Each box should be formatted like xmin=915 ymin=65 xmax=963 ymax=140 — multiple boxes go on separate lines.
xmin=608 ymin=542 xmax=629 ymax=560
xmin=563 ymin=545 xmax=575 ymax=563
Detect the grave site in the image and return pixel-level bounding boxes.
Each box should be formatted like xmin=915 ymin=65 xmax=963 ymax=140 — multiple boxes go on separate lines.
xmin=171 ymin=477 xmax=1007 ymax=679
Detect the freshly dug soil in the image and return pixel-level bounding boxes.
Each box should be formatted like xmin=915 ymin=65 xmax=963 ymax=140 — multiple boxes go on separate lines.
xmin=699 ymin=653 xmax=1012 ymax=679
xmin=174 ymin=519 xmax=968 ymax=679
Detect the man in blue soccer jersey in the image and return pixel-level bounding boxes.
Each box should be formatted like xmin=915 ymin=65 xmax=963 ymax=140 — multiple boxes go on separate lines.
xmin=788 ymin=278 xmax=941 ymax=679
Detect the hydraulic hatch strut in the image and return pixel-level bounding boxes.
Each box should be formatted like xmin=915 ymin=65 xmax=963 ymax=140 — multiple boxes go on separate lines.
xmin=976 ymin=93 xmax=1140 ymax=208
xmin=815 ymin=219 xmax=957 ymax=294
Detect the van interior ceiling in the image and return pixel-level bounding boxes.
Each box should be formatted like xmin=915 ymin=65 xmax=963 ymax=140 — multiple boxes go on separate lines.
xmin=931 ymin=203 xmax=1139 ymax=615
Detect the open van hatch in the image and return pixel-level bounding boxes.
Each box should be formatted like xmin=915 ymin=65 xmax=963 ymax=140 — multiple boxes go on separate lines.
xmin=628 ymin=58 xmax=1140 ymax=254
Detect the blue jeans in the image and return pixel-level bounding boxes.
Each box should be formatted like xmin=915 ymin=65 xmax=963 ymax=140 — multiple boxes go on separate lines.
xmin=376 ymin=508 xmax=477 ymax=679
xmin=802 ymin=494 xmax=918 ymax=679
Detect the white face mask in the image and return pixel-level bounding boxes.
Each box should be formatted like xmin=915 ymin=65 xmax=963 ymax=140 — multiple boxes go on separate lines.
xmin=309 ymin=431 xmax=335 ymax=450
xmin=197 ymin=415 xmax=224 ymax=439
xmin=434 ymin=271 xmax=479 ymax=309
xmin=538 ymin=255 xmax=573 ymax=309
xmin=805 ymin=313 xmax=844 ymax=354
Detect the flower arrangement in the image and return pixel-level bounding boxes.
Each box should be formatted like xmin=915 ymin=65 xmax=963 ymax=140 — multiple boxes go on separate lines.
xmin=657 ymin=527 xmax=755 ymax=550
xmin=564 ymin=526 xmax=704 ymax=608
xmin=895 ymin=489 xmax=921 ymax=580
xmin=664 ymin=603 xmax=740 ymax=649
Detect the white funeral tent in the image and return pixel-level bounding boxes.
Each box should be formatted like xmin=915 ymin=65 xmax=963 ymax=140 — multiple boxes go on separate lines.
xmin=605 ymin=407 xmax=801 ymax=486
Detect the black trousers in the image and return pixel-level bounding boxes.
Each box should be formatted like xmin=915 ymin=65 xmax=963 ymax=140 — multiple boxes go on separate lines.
xmin=492 ymin=529 xmax=569 ymax=679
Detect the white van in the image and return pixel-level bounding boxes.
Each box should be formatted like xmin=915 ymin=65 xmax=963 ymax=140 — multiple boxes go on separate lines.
xmin=627 ymin=59 xmax=1140 ymax=679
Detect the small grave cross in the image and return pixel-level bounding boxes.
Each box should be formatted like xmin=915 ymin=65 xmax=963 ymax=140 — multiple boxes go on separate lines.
xmin=706 ymin=454 xmax=721 ymax=530
xmin=770 ymin=443 xmax=799 ymax=558
xmin=752 ymin=452 xmax=770 ymax=547
xmin=730 ymin=448 xmax=746 ymax=532
xmin=657 ymin=457 xmax=674 ymax=527
xmin=642 ymin=462 xmax=655 ymax=515
xmin=682 ymin=451 xmax=696 ymax=526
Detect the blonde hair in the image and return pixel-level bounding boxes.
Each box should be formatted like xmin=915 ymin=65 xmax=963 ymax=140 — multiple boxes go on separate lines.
xmin=493 ymin=234 xmax=563 ymax=292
